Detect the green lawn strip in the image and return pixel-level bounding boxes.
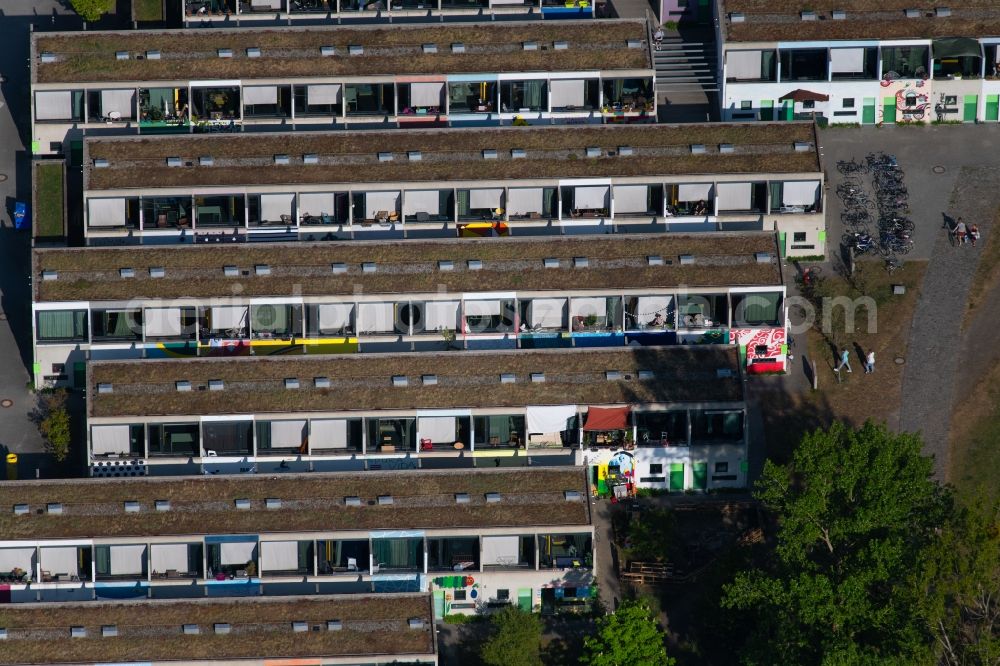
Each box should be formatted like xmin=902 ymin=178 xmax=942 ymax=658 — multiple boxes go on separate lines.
xmin=34 ymin=162 xmax=64 ymax=238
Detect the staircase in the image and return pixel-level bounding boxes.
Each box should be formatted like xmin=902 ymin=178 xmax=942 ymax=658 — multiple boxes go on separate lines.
xmin=654 ymin=38 xmax=719 ymax=96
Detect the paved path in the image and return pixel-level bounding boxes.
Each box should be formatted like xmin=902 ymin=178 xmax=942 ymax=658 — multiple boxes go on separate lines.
xmin=590 ymin=498 xmax=622 ymax=613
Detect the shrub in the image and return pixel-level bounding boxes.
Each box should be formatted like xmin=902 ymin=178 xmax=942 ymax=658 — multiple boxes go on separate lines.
xmin=70 ymin=0 xmax=113 ymax=22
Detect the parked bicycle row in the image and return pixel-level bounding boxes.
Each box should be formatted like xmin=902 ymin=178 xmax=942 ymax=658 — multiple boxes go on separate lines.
xmin=836 ymin=152 xmax=913 ymax=265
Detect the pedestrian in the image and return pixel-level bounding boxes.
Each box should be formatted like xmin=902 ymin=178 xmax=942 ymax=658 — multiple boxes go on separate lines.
xmin=865 ymin=350 xmax=875 ymax=374
xmin=969 ymin=224 xmax=981 ymax=247
xmin=836 ymin=348 xmax=852 ymax=373
xmin=955 ymin=218 xmax=967 ymax=245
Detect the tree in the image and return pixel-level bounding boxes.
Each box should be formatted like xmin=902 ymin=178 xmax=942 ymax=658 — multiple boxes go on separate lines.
xmin=480 ymin=606 xmax=543 ymax=666
xmin=69 ymin=0 xmax=112 ymax=22
xmin=623 ymin=508 xmax=676 ymax=562
xmin=721 ymin=422 xmax=953 ymax=665
xmin=581 ymin=599 xmax=673 ymax=666
xmin=38 ymin=390 xmax=71 ymax=463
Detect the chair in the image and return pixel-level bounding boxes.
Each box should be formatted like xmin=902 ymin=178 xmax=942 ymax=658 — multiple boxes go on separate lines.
xmin=347 ymin=557 xmax=358 ymax=572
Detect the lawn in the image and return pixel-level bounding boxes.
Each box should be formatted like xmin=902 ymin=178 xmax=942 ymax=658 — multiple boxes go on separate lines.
xmin=34 ymin=162 xmax=64 ymax=238
xmin=948 ymin=339 xmax=1000 ymax=506
xmin=134 ymin=0 xmax=163 ymax=21
xmin=963 ymin=206 xmax=1000 ymax=328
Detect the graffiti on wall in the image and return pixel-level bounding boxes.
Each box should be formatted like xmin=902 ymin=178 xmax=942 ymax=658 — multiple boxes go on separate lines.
xmin=729 ymin=327 xmax=786 ymax=360
xmin=878 ymin=78 xmax=932 ymax=124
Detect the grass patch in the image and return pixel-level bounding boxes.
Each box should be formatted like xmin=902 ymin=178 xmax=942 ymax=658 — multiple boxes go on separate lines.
xmin=948 ymin=353 xmax=1000 ymax=506
xmin=963 ymin=206 xmax=1000 ymax=328
xmin=34 ymin=162 xmax=64 ymax=238
xmin=134 ymin=0 xmax=164 ymax=21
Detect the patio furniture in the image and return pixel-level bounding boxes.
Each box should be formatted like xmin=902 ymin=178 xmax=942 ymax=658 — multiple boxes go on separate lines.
xmin=347 ymin=558 xmax=358 ymax=572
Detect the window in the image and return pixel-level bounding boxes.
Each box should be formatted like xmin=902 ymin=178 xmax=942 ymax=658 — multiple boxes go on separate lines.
xmin=944 ymin=95 xmax=958 ymax=106
xmin=454 ymin=590 xmax=467 ymax=601
xmin=37 ymin=310 xmax=88 ymax=342
xmin=754 ymin=344 xmax=769 ymax=356
xmin=715 ymin=462 xmax=729 ymax=473
xmin=843 ymin=98 xmax=855 ymax=108
xmin=793 ymin=232 xmax=807 ymax=242
xmin=649 ymin=463 xmax=663 ymax=474
xmin=802 ymin=100 xmax=815 ymax=109
xmin=881 ymin=45 xmax=929 ymax=79
xmin=497 ymin=589 xmax=510 ymax=601
xmin=732 ymin=292 xmax=782 ymax=327
xmin=779 ymin=48 xmax=829 ymax=81
xmin=740 ymin=100 xmax=752 ymax=110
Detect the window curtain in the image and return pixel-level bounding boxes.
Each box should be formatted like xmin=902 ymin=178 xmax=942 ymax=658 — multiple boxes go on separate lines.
xmin=251 ymin=305 xmax=289 ymax=333
xmin=456 ymin=190 xmax=470 ymax=216
xmin=103 ymin=311 xmax=135 ymax=337
xmin=740 ymin=293 xmax=780 ymax=323
xmin=489 ymin=416 xmax=511 ymax=443
xmin=38 ymin=311 xmax=86 ymax=339
xmin=373 ymin=538 xmax=419 ymax=568
xmin=95 ymin=546 xmax=111 ymax=576
xmin=760 ymin=50 xmax=776 ymax=78
xmin=523 ymin=81 xmax=543 ymax=108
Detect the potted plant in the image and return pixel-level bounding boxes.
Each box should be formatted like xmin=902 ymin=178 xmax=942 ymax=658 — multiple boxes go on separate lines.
xmin=623 ymin=431 xmax=635 ymax=450
xmin=583 ymin=314 xmax=599 ymax=329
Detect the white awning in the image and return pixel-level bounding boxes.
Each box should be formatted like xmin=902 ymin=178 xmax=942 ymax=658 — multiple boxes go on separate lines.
xmin=243 ymin=86 xmax=277 ymax=105
xmin=150 ymin=544 xmax=188 ymax=572
xmin=424 ymin=300 xmax=459 ymax=330
xmin=260 ymin=193 xmax=294 ymax=222
xmin=220 ymin=542 xmax=256 ymax=566
xmin=307 ymin=84 xmax=341 ymax=105
xmin=35 ymin=91 xmax=72 ymax=120
xmin=528 ymin=298 xmax=566 ymax=328
xmin=364 ymin=191 xmax=400 ymax=219
xmin=727 ymin=50 xmax=762 ymax=79
xmin=317 ymin=304 xmax=353 ymax=332
xmin=91 ymin=425 xmax=131 ymax=456
xmin=574 ymin=186 xmax=608 ymax=209
xmin=481 ymin=536 xmax=520 ymax=565
xmin=614 ymin=185 xmax=650 ymax=214
xmin=211 ymin=306 xmax=248 ymax=329
xmin=357 ymin=302 xmax=394 ymax=333
xmin=41 ymin=547 xmax=78 ymax=574
xmin=464 ymin=300 xmax=501 ymax=316
xmin=526 ymin=405 xmax=577 ymax=434
xmin=418 ymin=416 xmax=455 ymax=444
xmin=251 ymin=0 xmax=282 ymax=7
xmin=469 ymin=188 xmax=503 ymax=210
xmin=144 ymin=308 xmax=182 ymax=337
xmin=782 ymin=181 xmax=820 ymax=206
xmin=0 ymin=548 xmax=34 ymax=572
xmin=299 ymin=192 xmax=336 ymax=217
xmin=110 ymin=545 xmax=146 ymax=575
xmin=101 ymin=89 xmax=135 ymax=117
xmin=635 ymin=295 xmax=672 ymax=317
xmin=677 ymin=183 xmax=713 ymax=201
xmin=270 ymin=420 xmax=306 ymax=448
xmin=88 ymin=198 xmax=127 ymax=228
xmin=717 ymin=183 xmax=752 ymax=211
xmin=507 ymin=188 xmax=544 ymax=216
xmin=311 ymin=419 xmax=348 ymax=449
xmin=830 ymin=48 xmax=865 ymax=73
xmin=571 ymin=297 xmax=607 ymax=317
xmin=409 ymin=82 xmax=443 ymax=107
xmin=550 ymin=79 xmax=585 ymax=107
xmin=403 ymin=190 xmax=441 ymax=216
xmin=260 ymin=541 xmax=299 ymax=571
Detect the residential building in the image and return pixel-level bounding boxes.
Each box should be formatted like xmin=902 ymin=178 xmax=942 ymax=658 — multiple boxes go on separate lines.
xmin=81 ymin=347 xmax=749 ymax=487
xmin=0 ymin=594 xmax=437 ymax=664
xmin=77 ymin=123 xmax=824 ymax=250
xmin=31 ymin=233 xmax=788 ymax=389
xmin=0 ymin=468 xmax=594 ymax=616
xmin=30 ymin=20 xmax=655 ymax=156
xmin=719 ymin=1 xmax=1000 ymax=124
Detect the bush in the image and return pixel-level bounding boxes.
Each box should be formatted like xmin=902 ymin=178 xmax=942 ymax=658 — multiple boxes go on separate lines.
xmin=480 ymin=606 xmax=543 ymax=666
xmin=70 ymin=0 xmax=113 ymax=22
xmin=38 ymin=390 xmax=71 ymax=463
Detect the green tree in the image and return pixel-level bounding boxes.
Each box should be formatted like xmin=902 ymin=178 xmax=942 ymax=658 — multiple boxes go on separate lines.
xmin=70 ymin=0 xmax=113 ymax=22
xmin=623 ymin=508 xmax=676 ymax=562
xmin=37 ymin=390 xmax=71 ymax=463
xmin=480 ymin=606 xmax=543 ymax=666
xmin=721 ymin=422 xmax=953 ymax=665
xmin=581 ymin=599 xmax=673 ymax=666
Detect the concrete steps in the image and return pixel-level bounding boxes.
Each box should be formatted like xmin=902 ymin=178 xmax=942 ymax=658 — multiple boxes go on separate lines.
xmin=654 ymin=39 xmax=719 ymax=94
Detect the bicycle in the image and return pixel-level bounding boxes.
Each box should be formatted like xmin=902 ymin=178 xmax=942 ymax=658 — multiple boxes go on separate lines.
xmin=837 ymin=159 xmax=867 ymax=176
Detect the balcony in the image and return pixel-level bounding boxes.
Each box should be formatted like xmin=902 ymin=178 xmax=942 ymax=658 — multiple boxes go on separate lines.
xmin=317 ymin=540 xmax=370 ymax=575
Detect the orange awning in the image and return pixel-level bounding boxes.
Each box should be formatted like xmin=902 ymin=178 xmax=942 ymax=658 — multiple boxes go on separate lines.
xmin=583 ymin=406 xmax=631 ymax=431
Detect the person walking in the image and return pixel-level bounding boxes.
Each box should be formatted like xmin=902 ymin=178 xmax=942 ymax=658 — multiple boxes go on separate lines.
xmin=836 ymin=348 xmax=852 ymax=373
xmin=969 ymin=224 xmax=981 ymax=247
xmin=955 ymin=218 xmax=968 ymax=245
xmin=865 ymin=350 xmax=875 ymax=374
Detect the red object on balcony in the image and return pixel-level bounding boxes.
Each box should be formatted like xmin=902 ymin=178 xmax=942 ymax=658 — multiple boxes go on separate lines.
xmin=420 ymin=439 xmax=434 ymax=451
xmin=582 ymin=406 xmax=631 ymax=431
xmin=747 ymin=361 xmax=784 ymax=374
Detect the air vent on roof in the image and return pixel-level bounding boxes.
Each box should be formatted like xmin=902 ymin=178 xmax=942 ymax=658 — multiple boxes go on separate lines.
xmin=47 ymin=503 xmax=63 ymax=515
xmin=438 ymin=260 xmax=454 ymax=271
xmin=530 ymin=372 xmax=545 ymax=383
xmin=13 ymin=504 xmax=28 ymax=516
xmin=904 ymin=8 xmax=920 ymax=18
xmin=618 ymin=146 xmax=634 ymax=156
xmin=314 ymin=376 xmax=330 ymax=389
xmin=266 ymin=498 xmax=281 ymax=509
xmin=167 ymin=157 xmax=182 ymax=167
xmin=455 ymin=493 xmax=470 ymax=504
xmin=408 ymin=151 xmax=422 ymax=161
xmin=378 ymin=152 xmax=393 ymax=162
xmin=255 ymin=264 xmax=271 ymax=275
xmin=485 ymin=492 xmax=502 ymax=503
xmin=500 ymin=373 xmax=516 ymax=384
xmin=116 ymin=51 xmax=130 ymax=61
xmin=422 ymin=44 xmax=437 ymax=53
xmin=719 ymin=143 xmax=734 ymax=154
xmin=217 ymin=49 xmax=233 ymax=58
xmin=794 ymin=141 xmax=811 ymax=152
xmin=345 ymin=496 xmax=362 ymax=507
xmin=183 ymin=624 xmax=199 ymax=635
xmin=198 ymin=156 xmax=214 ymax=167
xmin=800 ymin=10 xmax=816 ymax=20
xmin=124 ymin=501 xmax=140 ymax=513
xmin=97 ymin=383 xmax=113 ymax=394
xmin=274 ymin=154 xmax=289 ymax=166
xmin=327 ymin=620 xmax=343 ymax=631
xmin=573 ymin=257 xmax=589 ymax=268
xmin=118 ymin=266 xmax=133 ymax=278
xmin=482 ymin=149 xmax=498 ymax=160
xmin=146 ymin=50 xmax=161 ymax=59
xmin=349 ymin=45 xmax=363 ymax=55
xmin=422 ymin=374 xmax=438 ymax=386
xmin=554 ymin=41 xmax=568 ymax=50
xmin=626 ymin=39 xmax=642 ymax=49
xmin=392 ymin=375 xmax=408 ymax=387
xmin=832 ymin=9 xmax=846 ymax=19
xmin=362 ymin=262 xmax=377 ymax=273
xmin=155 ymin=500 xmax=171 ymax=512
xmin=935 ymin=7 xmax=950 ymax=17
xmin=246 ymin=47 xmax=261 ymax=58
xmin=292 ymin=621 xmax=308 ymax=633
xmin=321 ymin=45 xmax=335 ymax=56
xmin=102 ymin=625 xmax=118 ymax=638
xmin=606 ymin=370 xmax=622 ymax=381
xmin=378 ymin=495 xmax=394 ymax=505
xmin=149 ymin=267 xmax=165 ymax=278
xmin=523 ymin=41 xmax=538 ymax=51
xmin=639 ymin=369 xmax=655 ymax=380
xmin=40 ymin=52 xmax=56 ymax=63
xmin=564 ymin=490 xmax=583 ymax=501
xmin=467 ymin=259 xmax=483 ymax=271
xmin=331 ymin=262 xmax=347 ymax=274
xmin=511 ymin=148 xmax=526 ymax=159
xmin=690 ymin=144 xmax=706 ymax=155
xmin=729 ymin=12 xmax=744 ymax=22
xmin=409 ymin=618 xmax=425 ymax=629
xmin=303 ymin=153 xmax=319 ymax=164
xmin=71 ymin=627 xmax=86 ymax=638
xmin=214 ymin=623 xmax=231 ymax=634
xmin=585 ymin=147 xmax=601 ymax=158
xmin=284 ymin=378 xmax=300 ymax=389
xmin=679 ymin=254 xmax=695 ymax=265
xmin=543 ymin=257 xmax=560 ymax=269
xmin=0 ymin=628 xmax=7 ymax=640
xmin=234 ymin=499 xmax=251 ymax=510
xmin=208 ymin=379 xmax=224 ymax=391
xmin=175 ymin=380 xmax=191 ymax=392
xmin=755 ymin=252 xmax=773 ymax=264
xmin=41 ymin=269 xmax=58 ymax=281
xmin=647 ymin=255 xmax=664 ymax=266
xmin=223 ymin=265 xmax=238 ymax=277
xmin=94 ymin=158 xmax=109 ymax=168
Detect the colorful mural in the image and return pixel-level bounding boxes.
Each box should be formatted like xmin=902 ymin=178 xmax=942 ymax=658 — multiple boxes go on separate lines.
xmin=590 ymin=450 xmax=636 ymax=499
xmin=730 ymin=327 xmax=787 ymax=373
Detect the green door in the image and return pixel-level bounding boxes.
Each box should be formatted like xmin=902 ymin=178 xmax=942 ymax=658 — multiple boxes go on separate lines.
xmin=964 ymin=95 xmax=979 ymax=122
xmin=862 ymin=97 xmax=876 ymax=124
xmin=73 ymin=361 xmax=86 ymax=388
xmin=518 ymin=588 xmax=532 ymax=612
xmin=759 ymin=99 xmax=773 ymax=121
xmin=882 ymin=97 xmax=896 ymax=124
xmin=433 ymin=590 xmax=446 ymax=619
xmin=986 ymin=95 xmax=999 ymax=122
xmin=778 ymin=231 xmax=787 ymax=258
xmin=783 ymin=100 xmax=793 ymax=121
xmin=692 ymin=462 xmax=708 ymax=490
xmin=669 ymin=463 xmax=684 ymax=491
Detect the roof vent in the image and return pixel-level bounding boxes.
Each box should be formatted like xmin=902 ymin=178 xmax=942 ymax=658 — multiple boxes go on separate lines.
xmin=71 ymin=627 xmax=86 ymax=638
xmin=118 ymin=267 xmax=134 ymax=278
xmin=266 ymin=498 xmax=281 ymax=509
xmin=47 ymin=503 xmax=63 ymax=515
xmin=543 ymin=257 xmax=560 ymax=269
xmin=149 ymin=267 xmax=165 ymax=278
xmin=606 ymin=370 xmax=622 ymax=381
xmin=234 ymin=499 xmax=251 ymax=510
xmin=214 ymin=623 xmax=231 ymax=635
xmin=618 ymin=146 xmax=634 ymax=156
xmin=116 ymin=51 xmax=130 ymax=61
xmin=467 ymin=259 xmax=483 ymax=271
xmin=573 ymin=257 xmax=589 ymax=268
xmin=292 ymin=621 xmax=308 ymax=633
xmin=511 ymin=148 xmax=526 ymax=159
xmin=378 ymin=495 xmax=394 ymax=505
xmin=255 ymin=264 xmax=271 ymax=275
xmin=94 ymin=158 xmax=109 ymax=168
xmin=378 ymin=152 xmax=393 ymax=162
xmin=0 ymin=628 xmax=7 ymax=640
xmin=183 ymin=624 xmax=199 ymax=635
xmin=155 ymin=500 xmax=171 ymax=511
xmin=284 ymin=378 xmax=300 ymax=389
xmin=392 ymin=375 xmax=408 ymax=387
xmin=331 ymin=262 xmax=347 ymax=274
xmin=482 ymin=149 xmax=498 ymax=160
xmin=409 ymin=618 xmax=425 ymax=629
xmin=422 ymin=374 xmax=438 ymax=386
xmin=719 ymin=143 xmax=734 ymax=154
xmin=175 ymin=380 xmax=192 ymax=392
xmin=327 ymin=620 xmax=343 ymax=631
xmin=832 ymin=9 xmax=846 ymax=19
xmin=794 ymin=141 xmax=811 ymax=152
xmin=97 ymin=383 xmax=113 ymax=394
xmin=904 ymin=8 xmax=920 ymax=17
xmin=522 ymin=41 xmax=538 ymax=51
xmin=800 ymin=10 xmax=816 ymax=20
xmin=146 ymin=50 xmax=161 ymax=59
xmin=217 ymin=48 xmax=233 ymax=58
xmin=530 ymin=372 xmax=545 ymax=383
xmin=362 ymin=262 xmax=377 ymax=273
xmin=345 ymin=496 xmax=362 ymax=507
xmin=729 ymin=11 xmax=744 ymax=22
xmin=349 ymin=45 xmax=363 ymax=55
xmin=485 ymin=492 xmax=502 ymax=503
xmin=455 ymin=493 xmax=470 ymax=504
xmin=199 ymin=156 xmax=214 ymax=166
xmin=755 ymin=252 xmax=773 ymax=264
xmin=438 ymin=260 xmax=454 ymax=271
xmin=452 ymin=43 xmax=465 ymax=53
xmin=208 ymin=379 xmax=224 ymax=391
xmin=40 ymin=52 xmax=56 ymax=63
xmin=647 ymin=255 xmax=664 ymax=266
xmin=679 ymin=254 xmax=695 ymax=265
xmin=301 ymin=153 xmax=319 ymax=165
xmin=13 ymin=504 xmax=29 ymax=516
xmin=626 ymin=39 xmax=642 ymax=49
xmin=102 ymin=625 xmax=119 ymax=638
xmin=935 ymin=7 xmax=950 ymax=17
xmin=273 ymin=154 xmax=289 ymax=166
xmin=246 ymin=47 xmax=261 ymax=58
xmin=553 ymin=41 xmax=569 ymax=50
xmin=500 ymin=373 xmax=516 ymax=384
xmin=41 ymin=270 xmax=58 ymax=281
xmin=690 ymin=144 xmax=706 ymax=155
xmin=167 ymin=157 xmax=182 ymax=167
xmin=408 ymin=151 xmax=422 ymax=161
xmin=422 ymin=44 xmax=437 ymax=54
xmin=564 ymin=490 xmax=583 ymax=501
xmin=223 ymin=265 xmax=238 ymax=277
xmin=320 ymin=45 xmax=335 ymax=57
xmin=314 ymin=376 xmax=331 ymax=389
xmin=124 ymin=501 xmax=141 ymax=513
xmin=585 ymin=147 xmax=601 ymax=158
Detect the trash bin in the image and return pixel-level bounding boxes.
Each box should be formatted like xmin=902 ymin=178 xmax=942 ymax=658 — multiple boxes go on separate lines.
xmin=6 ymin=452 xmax=17 ymax=480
